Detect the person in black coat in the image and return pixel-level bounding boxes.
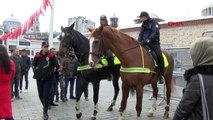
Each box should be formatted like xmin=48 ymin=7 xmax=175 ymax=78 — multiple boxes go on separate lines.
xmin=138 ymin=11 xmax=164 ymax=84
xmin=173 ymin=38 xmax=213 ymax=120
xmin=32 ymin=42 xmax=60 ymax=120
xmin=20 ymin=49 xmax=31 ymax=93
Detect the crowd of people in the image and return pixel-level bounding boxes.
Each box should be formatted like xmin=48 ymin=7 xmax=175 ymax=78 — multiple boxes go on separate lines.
xmin=1 ymin=12 xmax=213 ymax=120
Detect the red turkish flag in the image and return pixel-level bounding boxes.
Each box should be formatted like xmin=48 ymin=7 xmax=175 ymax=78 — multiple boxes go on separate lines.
xmin=39 ymin=7 xmax=44 ymax=16
xmin=43 ymin=0 xmax=52 ymax=11
xmin=21 ymin=21 xmax=28 ymax=35
xmin=32 ymin=11 xmax=38 ymax=22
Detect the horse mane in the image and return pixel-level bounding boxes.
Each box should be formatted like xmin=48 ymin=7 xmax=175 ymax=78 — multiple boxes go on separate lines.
xmin=103 ymin=26 xmax=138 ymax=43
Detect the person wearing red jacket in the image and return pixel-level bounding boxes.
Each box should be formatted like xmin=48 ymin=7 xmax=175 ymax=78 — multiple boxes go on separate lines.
xmin=32 ymin=42 xmax=60 ymax=120
xmin=0 ymin=45 xmax=15 ymax=120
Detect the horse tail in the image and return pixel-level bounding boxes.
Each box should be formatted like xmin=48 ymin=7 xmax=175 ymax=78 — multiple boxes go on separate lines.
xmin=130 ymin=87 xmax=135 ymax=96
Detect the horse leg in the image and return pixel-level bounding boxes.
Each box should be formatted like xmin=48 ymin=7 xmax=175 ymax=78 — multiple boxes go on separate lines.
xmin=163 ymin=74 xmax=172 ymax=119
xmin=107 ymin=75 xmax=120 ymax=111
xmin=147 ymin=83 xmax=158 ymax=117
xmin=90 ymin=82 xmax=100 ymax=120
xmin=135 ymin=85 xmax=144 ymax=118
xmin=75 ymin=77 xmax=88 ymax=119
xmin=119 ymin=82 xmax=130 ymax=120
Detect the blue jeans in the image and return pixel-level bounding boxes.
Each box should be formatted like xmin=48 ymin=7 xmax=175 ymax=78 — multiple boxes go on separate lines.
xmin=64 ymin=77 xmax=75 ymax=98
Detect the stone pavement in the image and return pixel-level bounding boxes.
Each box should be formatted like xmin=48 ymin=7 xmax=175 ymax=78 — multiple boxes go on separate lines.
xmin=12 ymin=69 xmax=183 ymax=120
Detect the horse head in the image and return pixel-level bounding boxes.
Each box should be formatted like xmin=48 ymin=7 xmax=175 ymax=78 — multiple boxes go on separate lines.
xmin=89 ymin=26 xmax=108 ymax=67
xmin=59 ymin=23 xmax=76 ymax=55
xmin=59 ymin=23 xmax=90 ymax=65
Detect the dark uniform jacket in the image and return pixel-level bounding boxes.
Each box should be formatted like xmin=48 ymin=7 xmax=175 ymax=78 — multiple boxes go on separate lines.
xmin=173 ymin=65 xmax=213 ymax=120
xmin=138 ymin=18 xmax=160 ymax=45
xmin=21 ymin=55 xmax=31 ymax=73
xmin=32 ymin=51 xmax=59 ymax=80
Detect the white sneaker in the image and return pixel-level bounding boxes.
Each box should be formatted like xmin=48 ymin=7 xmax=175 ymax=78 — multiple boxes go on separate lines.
xmin=20 ymin=90 xmax=22 ymax=93
xmin=24 ymin=90 xmax=28 ymax=93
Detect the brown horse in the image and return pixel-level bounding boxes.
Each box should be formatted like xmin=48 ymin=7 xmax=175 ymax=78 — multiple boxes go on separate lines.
xmin=88 ymin=26 xmax=176 ymax=119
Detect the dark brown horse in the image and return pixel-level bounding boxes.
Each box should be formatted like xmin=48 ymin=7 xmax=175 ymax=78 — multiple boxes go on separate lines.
xmin=59 ymin=24 xmax=121 ymax=120
xmin=89 ymin=26 xmax=176 ymax=119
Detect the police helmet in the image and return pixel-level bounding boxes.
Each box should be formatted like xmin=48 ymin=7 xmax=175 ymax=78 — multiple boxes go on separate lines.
xmin=139 ymin=11 xmax=149 ymax=18
xmin=100 ymin=15 xmax=107 ymax=20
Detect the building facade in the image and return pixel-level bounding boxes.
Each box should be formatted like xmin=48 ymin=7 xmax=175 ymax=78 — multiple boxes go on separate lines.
xmin=68 ymin=16 xmax=95 ymax=33
xmin=119 ymin=16 xmax=213 ymax=48
xmin=110 ymin=14 xmax=119 ymax=28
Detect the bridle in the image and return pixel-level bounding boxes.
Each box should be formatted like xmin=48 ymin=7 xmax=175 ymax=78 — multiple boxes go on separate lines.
xmin=60 ymin=32 xmax=87 ymax=65
xmin=89 ymin=33 xmax=106 ymax=61
xmin=89 ymin=31 xmax=140 ymax=61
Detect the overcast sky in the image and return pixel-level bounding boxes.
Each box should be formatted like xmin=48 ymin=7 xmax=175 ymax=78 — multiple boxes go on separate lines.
xmin=0 ymin=0 xmax=212 ymax=32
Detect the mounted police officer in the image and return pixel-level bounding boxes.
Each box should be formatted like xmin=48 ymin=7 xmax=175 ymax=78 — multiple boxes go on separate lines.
xmin=138 ymin=11 xmax=164 ymax=84
xmin=100 ymin=15 xmax=114 ymax=81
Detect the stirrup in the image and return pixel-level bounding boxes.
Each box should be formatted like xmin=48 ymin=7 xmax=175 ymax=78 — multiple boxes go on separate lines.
xmin=108 ymin=74 xmax=113 ymax=81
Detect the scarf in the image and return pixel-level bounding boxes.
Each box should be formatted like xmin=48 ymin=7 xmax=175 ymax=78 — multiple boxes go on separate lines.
xmin=190 ymin=37 xmax=213 ymax=67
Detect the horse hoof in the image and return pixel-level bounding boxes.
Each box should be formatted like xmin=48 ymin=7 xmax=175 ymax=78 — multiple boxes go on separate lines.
xmin=163 ymin=111 xmax=169 ymax=119
xmin=76 ymin=112 xmax=82 ymax=119
xmin=147 ymin=112 xmax=154 ymax=117
xmin=107 ymin=106 xmax=113 ymax=111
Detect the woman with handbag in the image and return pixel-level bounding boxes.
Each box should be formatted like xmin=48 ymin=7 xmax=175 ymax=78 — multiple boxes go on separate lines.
xmin=173 ymin=37 xmax=213 ymax=120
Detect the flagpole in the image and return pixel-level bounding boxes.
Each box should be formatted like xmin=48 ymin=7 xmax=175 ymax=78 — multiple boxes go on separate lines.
xmin=48 ymin=0 xmax=55 ymax=49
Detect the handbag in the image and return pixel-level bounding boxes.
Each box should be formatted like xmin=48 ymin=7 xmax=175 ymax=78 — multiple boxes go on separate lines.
xmin=198 ymin=73 xmax=210 ymax=120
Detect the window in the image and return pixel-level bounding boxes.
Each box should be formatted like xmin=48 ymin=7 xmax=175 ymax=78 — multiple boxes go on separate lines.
xmin=31 ymin=50 xmax=34 ymax=56
xmin=209 ymin=7 xmax=211 ymax=15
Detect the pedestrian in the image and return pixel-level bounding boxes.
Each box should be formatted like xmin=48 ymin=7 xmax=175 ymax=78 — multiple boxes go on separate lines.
xmin=32 ymin=42 xmax=60 ymax=120
xmin=20 ymin=49 xmax=31 ymax=93
xmin=61 ymin=50 xmax=78 ymax=100
xmin=10 ymin=48 xmax=22 ymax=100
xmin=54 ymin=51 xmax=66 ymax=103
xmin=0 ymin=45 xmax=15 ymax=120
xmin=138 ymin=11 xmax=164 ymax=84
xmin=173 ymin=37 xmax=213 ymax=120
xmin=49 ymin=48 xmax=60 ymax=107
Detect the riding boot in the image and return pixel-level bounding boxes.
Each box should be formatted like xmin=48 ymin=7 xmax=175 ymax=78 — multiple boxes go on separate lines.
xmin=158 ymin=62 xmax=164 ymax=84
xmin=107 ymin=57 xmax=114 ymax=81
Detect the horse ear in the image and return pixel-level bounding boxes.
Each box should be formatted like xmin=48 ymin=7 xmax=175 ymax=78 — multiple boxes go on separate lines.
xmin=88 ymin=28 xmax=93 ymax=32
xmin=69 ymin=22 xmax=75 ymax=30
